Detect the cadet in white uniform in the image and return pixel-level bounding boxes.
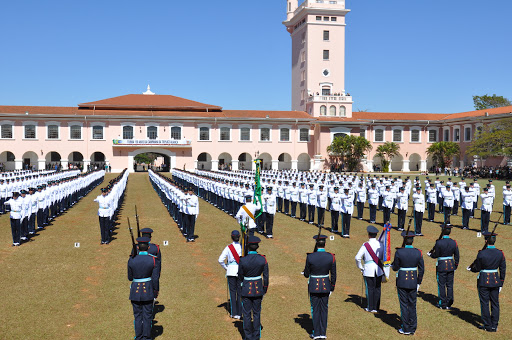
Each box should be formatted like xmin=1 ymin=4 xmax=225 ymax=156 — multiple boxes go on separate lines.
xmin=412 ymin=187 xmax=425 ymax=235
xmin=503 ymin=184 xmax=512 ymax=225
xmin=218 ymin=230 xmax=242 ymax=319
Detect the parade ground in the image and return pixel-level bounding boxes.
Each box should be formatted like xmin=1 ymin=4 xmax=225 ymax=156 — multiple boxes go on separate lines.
xmin=1 ymin=172 xmax=511 ymax=340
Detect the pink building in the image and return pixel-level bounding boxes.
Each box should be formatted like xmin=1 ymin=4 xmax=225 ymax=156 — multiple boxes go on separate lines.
xmin=0 ymin=1 xmax=510 ymax=173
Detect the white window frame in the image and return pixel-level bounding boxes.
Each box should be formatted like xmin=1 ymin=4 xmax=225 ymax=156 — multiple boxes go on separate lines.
xmin=373 ymin=126 xmax=386 ymax=143
xmin=90 ymin=122 xmax=106 ymax=140
xmin=339 ymin=105 xmax=346 ymax=117
xmin=198 ymin=123 xmax=212 ymax=142
xmin=145 ymin=122 xmax=159 ymax=140
xmin=391 ymin=127 xmax=403 ymax=143
xmin=169 ymin=123 xmax=183 ymax=140
xmin=120 ymin=122 xmax=136 ymax=140
xmin=22 ymin=121 xmax=38 ymax=140
xmin=0 ymin=120 xmax=15 ymax=140
xmin=409 ymin=126 xmax=421 ymax=143
xmin=298 ymin=125 xmax=310 ymax=142
xmin=463 ymin=124 xmax=472 ymax=142
xmin=218 ymin=124 xmax=232 ymax=142
xmin=279 ymin=125 xmax=292 ymax=142
xmin=45 ymin=121 xmax=61 ymax=140
xmin=359 ymin=126 xmax=367 ymax=139
xmin=259 ymin=124 xmax=272 ymax=142
xmin=427 ymin=127 xmax=439 ymax=143
xmin=238 ymin=124 xmax=252 ymax=142
xmin=330 ymin=126 xmax=352 ymax=142
xmin=68 ymin=122 xmax=83 ymax=140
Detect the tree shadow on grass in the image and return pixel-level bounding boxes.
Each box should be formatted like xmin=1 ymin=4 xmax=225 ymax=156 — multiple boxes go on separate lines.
xmin=294 ymin=313 xmax=313 ymax=336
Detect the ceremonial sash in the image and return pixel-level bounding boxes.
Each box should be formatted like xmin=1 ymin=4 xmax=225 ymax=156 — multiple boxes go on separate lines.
xmin=364 ymin=242 xmax=384 ymax=271
xmin=228 ymin=244 xmax=240 ymax=264
xmin=242 ymin=205 xmax=255 ymax=222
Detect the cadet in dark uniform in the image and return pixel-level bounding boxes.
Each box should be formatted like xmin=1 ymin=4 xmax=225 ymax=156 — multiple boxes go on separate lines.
xmin=392 ymin=231 xmax=425 ymax=335
xmin=128 ymin=237 xmax=160 ymax=340
xmin=140 ymin=228 xmax=162 ymax=278
xmin=428 ymin=224 xmax=459 ymax=309
xmin=303 ymin=235 xmax=337 ymax=340
xmin=238 ymin=236 xmax=269 ymax=340
xmin=469 ymin=232 xmax=506 ymax=332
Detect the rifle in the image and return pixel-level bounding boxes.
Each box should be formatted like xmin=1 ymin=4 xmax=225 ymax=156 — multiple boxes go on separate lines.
xmin=135 ymin=205 xmax=141 ymax=238
xmin=313 ymin=222 xmax=322 ymax=252
xmin=468 ymin=212 xmax=503 ymax=271
xmin=128 ymin=217 xmax=137 ymax=258
xmin=400 ymin=213 xmax=415 ymax=248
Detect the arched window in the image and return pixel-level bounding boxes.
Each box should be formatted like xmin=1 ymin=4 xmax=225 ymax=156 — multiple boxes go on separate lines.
xmin=339 ymin=106 xmax=346 ymax=117
xmin=320 ymin=105 xmax=327 ymax=115
xmin=147 ymin=126 xmax=158 ymax=140
xmin=329 ymin=105 xmax=336 ymax=116
xmin=123 ymin=126 xmax=134 ymax=140
xmin=171 ymin=126 xmax=181 ymax=140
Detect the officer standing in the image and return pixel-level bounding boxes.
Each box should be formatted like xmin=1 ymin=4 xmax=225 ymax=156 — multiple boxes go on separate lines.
xmin=139 ymin=228 xmax=162 ymax=278
xmin=355 ymin=226 xmax=384 ymax=313
xmin=469 ymin=231 xmax=506 ymax=332
xmin=396 ymin=187 xmax=408 ymax=231
xmin=127 ymin=237 xmax=160 ymax=340
xmin=461 ymin=186 xmax=474 ymax=230
xmin=392 ymin=231 xmax=425 ymax=335
xmin=329 ymin=187 xmax=341 ymax=234
xmin=426 ymin=184 xmax=437 ymax=222
xmin=262 ymin=187 xmax=276 ymax=238
xmin=428 ymin=224 xmax=459 ymax=309
xmin=94 ymin=188 xmax=111 ymax=244
xmin=4 ymin=192 xmax=22 ymax=246
xmin=184 ymin=188 xmax=199 ymax=242
xmin=218 ymin=230 xmax=242 ymax=319
xmin=238 ymin=236 xmax=269 ymax=340
xmin=503 ymin=184 xmax=512 ymax=225
xmin=303 ymin=234 xmax=336 ymax=340
xmin=316 ymin=185 xmax=328 ymax=227
xmin=236 ymin=195 xmax=261 ymax=237
xmin=340 ymin=188 xmax=354 ymax=238
xmin=368 ymin=184 xmax=379 ymax=224
xmin=480 ymin=187 xmax=493 ymax=233
xmin=412 ymin=187 xmax=425 ymax=235
xmin=298 ymin=183 xmax=308 ymax=221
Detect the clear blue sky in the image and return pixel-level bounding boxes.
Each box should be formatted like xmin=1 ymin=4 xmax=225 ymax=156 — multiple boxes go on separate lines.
xmin=0 ymin=0 xmax=510 ymax=114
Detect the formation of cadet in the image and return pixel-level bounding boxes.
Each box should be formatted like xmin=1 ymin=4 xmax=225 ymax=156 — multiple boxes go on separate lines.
xmin=93 ymin=169 xmax=128 ymax=245
xmin=149 ymin=169 xmax=199 ymax=242
xmin=2 ymin=169 xmax=104 ymax=246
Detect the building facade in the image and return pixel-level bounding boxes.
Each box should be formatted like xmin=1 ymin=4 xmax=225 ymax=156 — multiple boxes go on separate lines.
xmin=0 ymin=0 xmax=510 ymax=173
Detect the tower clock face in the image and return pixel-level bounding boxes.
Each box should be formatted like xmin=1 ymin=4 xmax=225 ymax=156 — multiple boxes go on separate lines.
xmin=322 ymin=69 xmax=330 ymax=77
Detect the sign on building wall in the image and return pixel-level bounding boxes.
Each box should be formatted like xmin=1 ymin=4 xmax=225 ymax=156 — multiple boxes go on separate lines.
xmin=112 ymin=139 xmax=192 ymax=146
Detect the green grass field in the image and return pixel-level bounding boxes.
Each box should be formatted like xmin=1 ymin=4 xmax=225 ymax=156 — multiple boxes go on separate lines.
xmin=0 ymin=173 xmax=510 ymax=339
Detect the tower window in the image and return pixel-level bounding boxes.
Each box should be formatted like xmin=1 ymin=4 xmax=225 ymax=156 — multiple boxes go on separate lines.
xmin=323 ymin=50 xmax=329 ymax=60
xmin=320 ymin=105 xmax=327 ymax=115
xmin=331 ymin=17 xmax=337 ymax=22
xmin=316 ymin=16 xmax=321 ymax=21
xmin=329 ymin=106 xmax=336 ymax=116
xmin=323 ymin=30 xmax=329 ymax=41
xmin=323 ymin=17 xmax=329 ymax=21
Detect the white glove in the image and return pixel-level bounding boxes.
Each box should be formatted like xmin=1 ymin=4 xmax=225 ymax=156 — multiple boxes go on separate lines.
xmin=360 ymin=269 xmax=364 ymax=275
xmin=466 ymin=266 xmax=472 ymax=271
xmin=417 ymin=284 xmax=420 ymax=292
xmin=499 ymin=287 xmax=502 ymax=293
xmin=329 ymin=291 xmax=332 ymax=297
xmin=427 ymin=252 xmax=431 ymax=257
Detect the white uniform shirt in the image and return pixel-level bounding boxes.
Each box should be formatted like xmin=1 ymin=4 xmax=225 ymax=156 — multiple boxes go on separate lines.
xmin=413 ymin=192 xmax=425 ymax=213
xmin=355 ymin=238 xmax=385 ymax=277
xmin=218 ymin=242 xmax=242 ymax=276
xmin=236 ymin=201 xmax=261 ymax=230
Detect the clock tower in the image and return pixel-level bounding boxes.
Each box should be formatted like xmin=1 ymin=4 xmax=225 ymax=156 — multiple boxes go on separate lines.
xmin=283 ymin=0 xmax=353 ymax=118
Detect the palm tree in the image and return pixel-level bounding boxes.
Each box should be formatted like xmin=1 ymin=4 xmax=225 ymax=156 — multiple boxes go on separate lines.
xmin=375 ymin=142 xmax=400 ymax=172
xmin=427 ymin=142 xmax=460 ymax=168
xmin=327 ymin=135 xmax=372 ymax=171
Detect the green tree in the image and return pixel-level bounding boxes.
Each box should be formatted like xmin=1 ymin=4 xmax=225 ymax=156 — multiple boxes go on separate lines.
xmin=134 ymin=153 xmax=157 ymax=165
xmin=326 ymin=134 xmax=372 ymax=171
xmin=426 ymin=141 xmax=460 ymax=168
xmin=467 ymin=118 xmax=512 ymax=158
xmin=473 ymin=94 xmax=511 ymax=110
xmin=375 ymin=142 xmax=400 ymax=172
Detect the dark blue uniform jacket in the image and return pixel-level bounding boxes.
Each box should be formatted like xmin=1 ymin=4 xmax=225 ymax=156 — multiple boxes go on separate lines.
xmin=238 ymin=251 xmax=269 ymax=297
xmin=128 ymin=252 xmax=160 ymax=301
xmin=392 ymin=245 xmax=425 ymax=289
xmin=430 ymin=236 xmax=459 ymax=272
xmin=303 ymin=249 xmax=337 ymax=293
xmin=470 ymin=246 xmax=506 ymax=288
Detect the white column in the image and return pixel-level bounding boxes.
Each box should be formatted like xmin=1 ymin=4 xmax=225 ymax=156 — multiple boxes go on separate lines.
xmin=194 ymin=160 xmax=198 ymax=170
xmin=252 ymin=161 xmax=256 ymax=171
xmin=37 ymin=159 xmax=45 ymax=171
xmin=231 ymin=160 xmax=239 ymax=171
xmin=366 ymin=159 xmax=374 ymax=172
xmin=212 ymin=159 xmax=219 ymax=170
xmin=420 ymin=160 xmax=427 ymax=172
xmin=402 ymin=160 xmax=410 ymax=172
xmin=83 ymin=159 xmax=91 ymax=172
xmin=271 ymin=160 xmax=279 ymax=170
xmin=14 ymin=159 xmax=23 ymax=170
xmin=291 ymin=159 xmax=298 ymax=170
xmin=61 ymin=160 xmax=69 ymax=170
xmin=313 ymin=155 xmax=323 ymax=171
xmin=128 ymin=155 xmax=135 ymax=172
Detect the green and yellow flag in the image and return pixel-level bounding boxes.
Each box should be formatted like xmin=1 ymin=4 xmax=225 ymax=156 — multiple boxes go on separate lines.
xmin=253 ymin=159 xmax=263 ymax=218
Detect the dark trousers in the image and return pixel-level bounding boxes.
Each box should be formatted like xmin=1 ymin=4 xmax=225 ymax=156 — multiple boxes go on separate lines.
xmin=99 ymin=216 xmax=110 ymax=243
xmin=364 ymin=275 xmax=382 ymax=311
xmin=37 ymin=209 xmax=44 ymax=229
xmin=284 ymin=199 xmax=290 ymax=214
xmin=242 ymin=296 xmax=262 ymax=340
xmin=427 ymin=203 xmax=436 ymax=221
xmin=438 ymin=197 xmax=444 ymax=212
xmin=504 ymin=205 xmax=511 ymax=224
xmin=453 ymin=200 xmax=459 ymax=215
xmin=132 ymin=300 xmax=153 ymax=340
xmin=10 ymin=218 xmax=21 ymax=244
xmin=478 ymin=286 xmax=500 ymax=330
xmin=308 ymin=204 xmax=315 ymax=222
xmin=330 ymin=210 xmax=339 ymax=232
xmin=462 ymin=208 xmax=471 ymax=229
xmin=277 ymin=197 xmax=283 ymax=212
xmin=185 ymin=214 xmax=196 ymax=240
xmin=378 ymin=196 xmax=383 ymax=210
xmin=357 ymin=202 xmax=364 ymax=219
xmin=369 ymin=204 xmax=377 ymax=222
xmin=28 ymin=213 xmax=36 ymax=233
xmin=414 ymin=211 xmax=423 ymax=234
xmin=317 ymin=207 xmax=325 ymax=226
xmin=444 ymin=206 xmax=452 ymax=224
xmin=437 ymin=271 xmax=454 ymax=308
xmin=21 ymin=218 xmax=28 ymax=238
xmin=382 ymin=207 xmax=391 ymax=224
xmin=481 ymin=210 xmax=490 ymax=233
xmin=291 ymin=201 xmax=297 ymax=217
xmin=300 ymin=203 xmax=307 ymax=220
xmin=0 ymin=197 xmax=4 ymax=213
xmin=397 ymin=287 xmax=418 ymax=334
xmin=397 ymin=209 xmax=406 ymax=229
xmin=228 ymin=276 xmax=241 ymax=317
xmin=341 ymin=212 xmax=351 ymax=235
xmin=256 ymin=214 xmax=264 ymax=233
xmin=310 ymin=293 xmax=329 ymax=338
xmin=265 ymin=213 xmax=274 ymax=236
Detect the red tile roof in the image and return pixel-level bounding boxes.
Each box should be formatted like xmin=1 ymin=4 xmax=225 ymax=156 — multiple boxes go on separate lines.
xmin=440 ymin=105 xmax=512 ymax=120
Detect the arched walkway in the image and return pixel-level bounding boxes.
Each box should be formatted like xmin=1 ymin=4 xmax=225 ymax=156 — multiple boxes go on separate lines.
xmin=196 ymin=152 xmax=212 ymax=171
xmin=90 ymin=152 xmax=106 ymax=170
xmin=128 ymin=148 xmax=176 ymax=172
xmin=372 ymin=154 xmax=383 ymax=172
xmin=390 ymin=153 xmax=404 ymax=172
xmin=0 ymin=151 xmax=16 ymax=171
xmin=297 ymin=153 xmax=311 ymax=171
xmin=218 ymin=152 xmax=232 ymax=171
xmin=238 ymin=152 xmax=252 ymax=171
xmin=45 ymin=152 xmax=61 ymax=170
xmin=22 ymin=151 xmax=38 ymax=170
xmin=68 ymin=152 xmax=84 ymax=170
xmin=278 ymin=153 xmax=292 ymax=170
xmin=258 ymin=153 xmax=272 ymax=170
xmin=409 ymin=153 xmax=421 ymax=172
